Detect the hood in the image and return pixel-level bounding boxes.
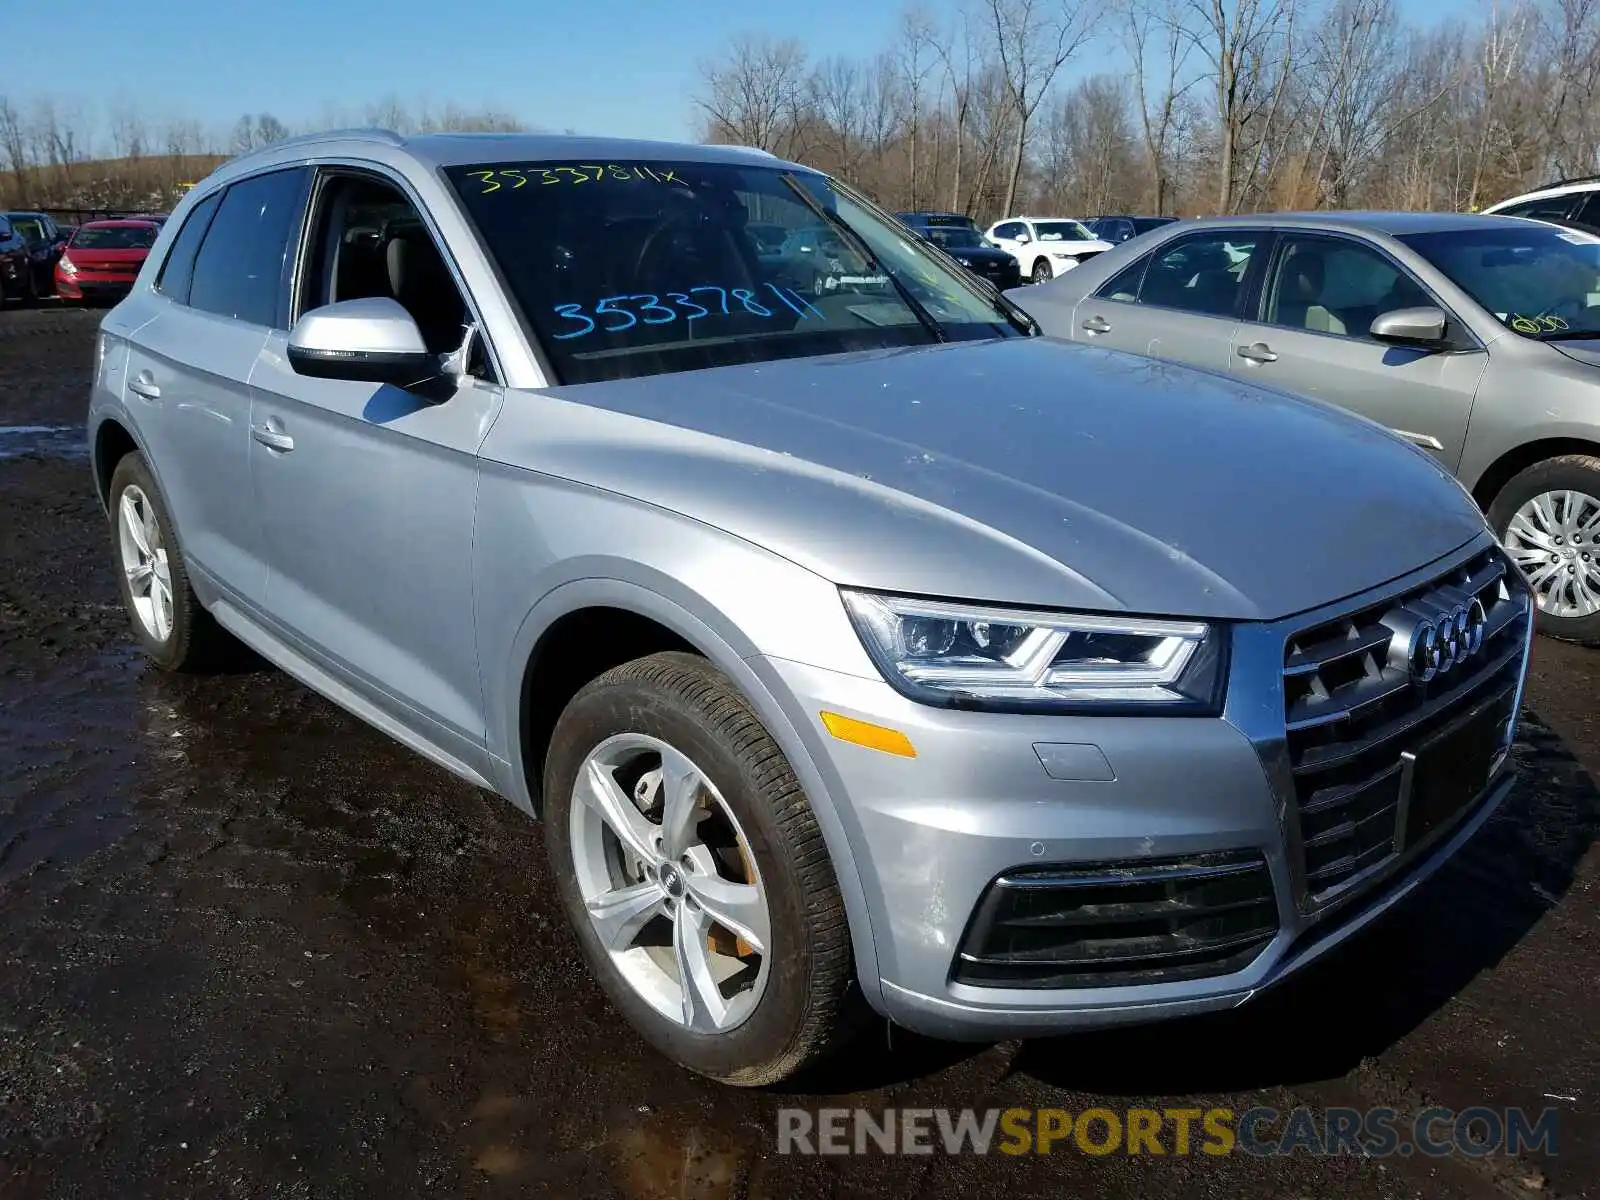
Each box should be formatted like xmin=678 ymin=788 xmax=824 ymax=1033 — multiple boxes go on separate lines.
xmin=1548 ymin=338 xmax=1600 ymax=369
xmin=1041 ymin=238 xmax=1114 ymax=257
xmin=495 ymin=338 xmax=1486 ymax=621
xmin=64 ymin=248 xmax=148 ymax=268
xmin=946 ymin=245 xmax=1014 ymax=264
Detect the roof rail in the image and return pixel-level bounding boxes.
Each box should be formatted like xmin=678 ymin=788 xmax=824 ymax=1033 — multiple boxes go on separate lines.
xmin=239 ymin=127 xmax=406 ymax=156
xmin=1532 ymin=173 xmax=1600 ymax=193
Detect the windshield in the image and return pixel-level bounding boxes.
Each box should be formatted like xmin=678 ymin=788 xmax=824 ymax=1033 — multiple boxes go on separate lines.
xmin=71 ymin=225 xmax=157 ymax=249
xmin=447 ymin=160 xmax=1022 ymax=383
xmin=922 ymin=226 xmax=985 ymax=250
xmin=1400 ymin=225 xmax=1600 ymax=338
xmin=1033 ymin=221 xmax=1093 ymax=242
xmin=1132 ymin=217 xmax=1175 ymax=235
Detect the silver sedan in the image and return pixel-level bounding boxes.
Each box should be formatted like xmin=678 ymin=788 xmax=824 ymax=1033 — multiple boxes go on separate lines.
xmin=1009 ymin=212 xmax=1600 ymax=643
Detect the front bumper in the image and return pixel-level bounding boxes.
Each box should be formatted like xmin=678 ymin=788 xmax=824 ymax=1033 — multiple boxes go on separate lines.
xmin=757 ymin=538 xmax=1531 ymax=1039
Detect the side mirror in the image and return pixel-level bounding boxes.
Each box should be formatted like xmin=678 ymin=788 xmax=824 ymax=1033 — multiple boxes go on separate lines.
xmin=1015 ymin=232 xmax=1032 ymax=244
xmin=288 ymin=297 xmax=435 ymax=385
xmin=1370 ymin=306 xmax=1448 ymax=347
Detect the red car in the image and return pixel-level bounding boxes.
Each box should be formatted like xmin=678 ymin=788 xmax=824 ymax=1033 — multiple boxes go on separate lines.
xmin=55 ymin=219 xmax=161 ymax=303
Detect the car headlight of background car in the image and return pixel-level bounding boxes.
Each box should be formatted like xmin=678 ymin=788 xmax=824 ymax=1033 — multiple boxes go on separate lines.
xmin=841 ymin=590 xmax=1226 ymax=714
xmin=1050 ymin=251 xmax=1080 ymax=264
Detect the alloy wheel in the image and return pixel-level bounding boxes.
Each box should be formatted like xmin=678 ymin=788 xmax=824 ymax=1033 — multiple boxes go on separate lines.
xmin=117 ymin=484 xmax=174 ymax=641
xmin=568 ymin=732 xmax=771 ymax=1033
xmin=1504 ymin=488 xmax=1600 ymax=617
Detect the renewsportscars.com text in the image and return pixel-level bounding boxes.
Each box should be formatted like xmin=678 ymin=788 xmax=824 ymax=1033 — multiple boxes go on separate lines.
xmin=776 ymin=1105 xmax=1560 ymax=1158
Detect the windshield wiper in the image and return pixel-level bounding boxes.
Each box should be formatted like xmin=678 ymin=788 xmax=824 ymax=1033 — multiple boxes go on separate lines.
xmin=779 ymin=173 xmax=946 ymax=345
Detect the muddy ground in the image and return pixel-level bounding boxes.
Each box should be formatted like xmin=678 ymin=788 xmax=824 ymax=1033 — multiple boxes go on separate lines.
xmin=0 ymin=305 xmax=1594 ymax=1199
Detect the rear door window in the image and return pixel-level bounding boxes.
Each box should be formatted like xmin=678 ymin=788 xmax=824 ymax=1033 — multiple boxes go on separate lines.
xmin=187 ymin=168 xmax=312 ymax=328
xmin=1126 ymin=232 xmax=1262 ymax=318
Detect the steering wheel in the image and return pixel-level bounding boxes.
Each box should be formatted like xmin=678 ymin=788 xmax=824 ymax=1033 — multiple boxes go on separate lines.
xmin=632 ymin=211 xmax=695 ymax=287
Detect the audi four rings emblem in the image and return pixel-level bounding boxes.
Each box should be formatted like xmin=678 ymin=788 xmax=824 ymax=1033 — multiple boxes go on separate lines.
xmin=1386 ymin=597 xmax=1489 ymax=684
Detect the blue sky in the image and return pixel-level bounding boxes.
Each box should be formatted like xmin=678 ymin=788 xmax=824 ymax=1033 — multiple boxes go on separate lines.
xmin=11 ymin=0 xmax=1461 ymax=147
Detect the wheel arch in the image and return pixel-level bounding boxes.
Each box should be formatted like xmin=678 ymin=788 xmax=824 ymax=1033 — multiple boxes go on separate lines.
xmin=503 ymin=576 xmax=886 ymax=1008
xmin=1469 ymin=436 xmax=1600 ymax=511
xmin=91 ymin=415 xmax=141 ymax=511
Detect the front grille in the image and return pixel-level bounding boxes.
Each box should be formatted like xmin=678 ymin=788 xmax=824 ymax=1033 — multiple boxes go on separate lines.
xmin=1281 ymin=547 xmax=1530 ymax=903
xmin=953 ymin=851 xmax=1278 ymax=988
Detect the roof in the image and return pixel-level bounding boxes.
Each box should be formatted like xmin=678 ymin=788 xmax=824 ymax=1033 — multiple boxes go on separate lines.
xmin=1177 ymin=210 xmax=1538 ymax=235
xmin=226 ymin=128 xmax=795 ymax=172
xmin=79 ymin=217 xmax=163 ymax=228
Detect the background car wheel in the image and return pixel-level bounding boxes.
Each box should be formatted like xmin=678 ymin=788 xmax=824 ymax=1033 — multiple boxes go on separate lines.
xmin=1488 ymin=454 xmax=1600 ymax=645
xmin=108 ymin=453 xmax=241 ymax=671
xmin=1030 ymin=259 xmax=1052 ymax=284
xmin=544 ymin=651 xmax=861 ymax=1085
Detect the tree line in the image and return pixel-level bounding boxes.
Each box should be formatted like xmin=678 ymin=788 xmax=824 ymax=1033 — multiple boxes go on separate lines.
xmin=696 ymin=0 xmax=1600 ymax=221
xmin=0 ymin=98 xmax=523 ymax=212
xmin=3 ymin=0 xmax=1596 ymax=222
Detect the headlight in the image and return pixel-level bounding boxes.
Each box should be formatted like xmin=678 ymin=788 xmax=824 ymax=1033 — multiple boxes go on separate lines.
xmin=1051 ymin=252 xmax=1079 ymax=262
xmin=58 ymin=254 xmax=77 ymax=275
xmin=840 ymin=590 xmax=1226 ymax=714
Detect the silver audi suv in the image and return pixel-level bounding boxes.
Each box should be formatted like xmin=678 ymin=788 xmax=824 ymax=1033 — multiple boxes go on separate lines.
xmin=88 ymin=131 xmax=1533 ymax=1085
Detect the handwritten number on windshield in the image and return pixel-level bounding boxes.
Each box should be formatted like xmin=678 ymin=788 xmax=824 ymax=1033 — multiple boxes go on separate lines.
xmin=551 ymin=287 xmax=815 ymax=338
xmin=1509 ymin=313 xmax=1571 ymax=334
xmin=466 ymin=164 xmax=683 ymax=193
xmin=551 ymin=303 xmax=596 ymax=340
xmin=666 ymin=291 xmax=708 ymax=319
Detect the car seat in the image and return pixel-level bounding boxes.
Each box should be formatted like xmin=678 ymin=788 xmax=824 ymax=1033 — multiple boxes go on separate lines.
xmin=1276 ymin=251 xmax=1345 ymax=334
xmin=383 ymin=224 xmax=466 ymax=354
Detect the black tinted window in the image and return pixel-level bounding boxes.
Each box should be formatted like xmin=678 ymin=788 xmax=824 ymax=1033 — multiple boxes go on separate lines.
xmin=1098 ymin=256 xmax=1149 ymax=300
xmin=1135 ymin=233 xmax=1259 ymax=317
xmin=155 ymin=190 xmax=222 ymax=304
xmin=188 ymin=168 xmax=310 ymax=327
xmin=1501 ymin=195 xmax=1578 ymax=221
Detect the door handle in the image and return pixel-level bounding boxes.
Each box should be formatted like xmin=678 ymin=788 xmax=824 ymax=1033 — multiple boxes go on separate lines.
xmin=1081 ymin=315 xmax=1112 ymax=335
xmin=128 ymin=377 xmax=160 ymax=400
xmin=1236 ymin=342 xmax=1278 ymax=364
xmin=251 ymin=423 xmax=295 ymax=452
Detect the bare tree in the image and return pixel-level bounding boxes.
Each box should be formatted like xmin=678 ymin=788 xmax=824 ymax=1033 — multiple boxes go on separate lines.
xmin=985 ymin=0 xmax=1099 ymax=215
xmin=1124 ymin=0 xmax=1195 ymax=213
xmin=1173 ymin=0 xmax=1298 ymax=213
xmin=697 ymin=34 xmax=810 ymax=158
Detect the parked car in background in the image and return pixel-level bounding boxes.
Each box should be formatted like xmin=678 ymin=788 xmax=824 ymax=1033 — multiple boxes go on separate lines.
xmin=1 ymin=210 xmax=67 ymax=299
xmin=1009 ymin=210 xmax=1600 ymax=643
xmin=0 ymin=215 xmax=35 ymax=303
xmin=896 ymin=209 xmax=983 ymax=237
xmin=1085 ymin=215 xmax=1179 ymax=244
xmin=984 ymin=216 xmax=1113 ymax=283
xmin=1482 ymin=175 xmax=1600 ymax=228
xmin=90 ymin=131 xmax=1530 ymax=1088
xmin=898 ymin=211 xmax=1020 ymax=289
xmin=56 ymin=219 xmax=162 ymax=304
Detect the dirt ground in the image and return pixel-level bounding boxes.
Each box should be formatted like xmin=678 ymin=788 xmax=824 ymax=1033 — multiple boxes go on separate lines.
xmin=0 ymin=304 xmax=1595 ymax=1199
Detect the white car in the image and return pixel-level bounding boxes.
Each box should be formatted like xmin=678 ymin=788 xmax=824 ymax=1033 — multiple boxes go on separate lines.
xmin=1482 ymin=174 xmax=1600 ymax=229
xmin=984 ymin=217 xmax=1114 ymax=283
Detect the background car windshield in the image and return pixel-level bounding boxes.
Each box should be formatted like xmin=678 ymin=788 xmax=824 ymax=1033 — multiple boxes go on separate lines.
xmin=923 ymin=226 xmax=984 ymax=249
xmin=72 ymin=225 xmax=157 ymax=249
xmin=446 ymin=160 xmax=1018 ymax=383
xmin=1033 ymin=221 xmax=1092 ymax=242
xmin=1400 ymin=226 xmax=1600 ymax=337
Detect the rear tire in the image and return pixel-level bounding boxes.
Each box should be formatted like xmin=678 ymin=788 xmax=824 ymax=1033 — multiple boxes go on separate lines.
xmin=1487 ymin=454 xmax=1600 ymax=646
xmin=1031 ymin=258 xmax=1052 ymax=284
xmin=108 ymin=453 xmax=242 ymax=671
xmin=543 ymin=651 xmax=861 ymax=1085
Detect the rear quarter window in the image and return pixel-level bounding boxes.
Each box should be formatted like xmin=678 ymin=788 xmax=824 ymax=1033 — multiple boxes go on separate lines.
xmin=156 ymin=191 xmax=223 ymax=304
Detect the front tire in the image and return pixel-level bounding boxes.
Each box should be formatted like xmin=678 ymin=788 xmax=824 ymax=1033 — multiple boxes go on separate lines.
xmin=1031 ymin=258 xmax=1052 ymax=284
xmin=1488 ymin=454 xmax=1600 ymax=645
xmin=108 ymin=453 xmax=239 ymax=671
xmin=543 ymin=651 xmax=859 ymax=1085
